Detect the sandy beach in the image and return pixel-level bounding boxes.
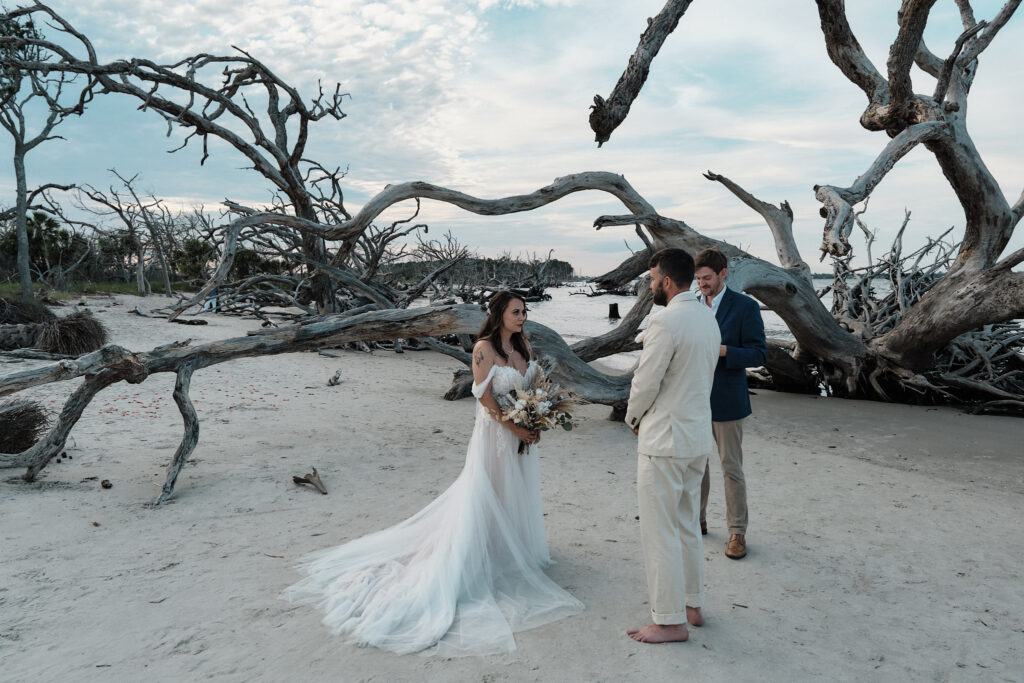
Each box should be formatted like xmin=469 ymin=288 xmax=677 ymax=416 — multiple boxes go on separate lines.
xmin=2 ymin=295 xmax=1022 ymax=682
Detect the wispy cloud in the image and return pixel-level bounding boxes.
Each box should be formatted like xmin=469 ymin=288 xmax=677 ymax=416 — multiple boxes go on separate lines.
xmin=3 ymin=0 xmax=1020 ymax=274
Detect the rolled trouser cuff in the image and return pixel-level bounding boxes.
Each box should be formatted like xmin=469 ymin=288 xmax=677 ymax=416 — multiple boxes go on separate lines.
xmin=651 ymin=608 xmax=687 ymax=625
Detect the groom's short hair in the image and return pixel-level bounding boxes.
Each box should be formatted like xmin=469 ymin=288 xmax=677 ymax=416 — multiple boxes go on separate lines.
xmin=649 ymin=248 xmax=695 ymax=287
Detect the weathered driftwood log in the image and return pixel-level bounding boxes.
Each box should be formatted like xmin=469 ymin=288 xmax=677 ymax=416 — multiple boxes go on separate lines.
xmin=1 ymin=349 xmax=75 ymax=361
xmin=591 ymin=208 xmax=869 ymax=387
xmin=583 ymin=1 xmax=1024 ymax=409
xmin=749 ymin=339 xmax=820 ymax=395
xmin=220 ymin=168 xmax=863 ymax=388
xmin=0 ymin=323 xmax=38 ymax=351
xmin=443 ymin=370 xmax=475 ymax=401
xmin=0 ymin=305 xmax=632 ymax=502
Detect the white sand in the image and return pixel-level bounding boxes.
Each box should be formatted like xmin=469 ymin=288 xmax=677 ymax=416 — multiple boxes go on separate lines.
xmin=2 ymin=295 xmax=1022 ymax=682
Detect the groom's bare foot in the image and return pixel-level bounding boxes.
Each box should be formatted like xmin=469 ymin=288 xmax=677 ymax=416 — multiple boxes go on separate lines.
xmin=626 ymin=623 xmax=689 ymax=643
xmin=686 ymin=606 xmax=703 ymax=627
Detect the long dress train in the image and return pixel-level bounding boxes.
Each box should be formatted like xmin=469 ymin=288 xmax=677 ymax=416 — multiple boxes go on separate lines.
xmin=281 ymin=361 xmax=584 ymax=656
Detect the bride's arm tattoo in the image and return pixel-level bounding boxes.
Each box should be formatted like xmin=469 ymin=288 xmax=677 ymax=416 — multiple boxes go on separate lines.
xmin=474 ymin=348 xmax=484 ymax=367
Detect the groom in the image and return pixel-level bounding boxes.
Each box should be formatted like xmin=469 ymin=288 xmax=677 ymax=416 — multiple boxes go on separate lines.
xmin=625 ymin=247 xmax=721 ymax=644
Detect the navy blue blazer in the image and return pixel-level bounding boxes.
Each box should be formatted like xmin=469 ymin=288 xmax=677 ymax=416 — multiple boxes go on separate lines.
xmin=707 ymin=287 xmax=766 ymax=422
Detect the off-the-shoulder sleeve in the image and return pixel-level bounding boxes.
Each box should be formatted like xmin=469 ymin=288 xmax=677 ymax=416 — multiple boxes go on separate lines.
xmin=472 ymin=365 xmax=500 ymax=399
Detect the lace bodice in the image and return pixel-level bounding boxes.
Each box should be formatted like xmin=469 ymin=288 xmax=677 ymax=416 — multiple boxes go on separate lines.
xmin=473 ymin=360 xmax=540 ymax=399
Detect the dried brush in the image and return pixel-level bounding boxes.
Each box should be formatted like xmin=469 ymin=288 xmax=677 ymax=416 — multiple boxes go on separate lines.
xmin=35 ymin=311 xmax=109 ymax=356
xmin=0 ymin=297 xmax=57 ymax=325
xmin=0 ymin=399 xmax=50 ymax=453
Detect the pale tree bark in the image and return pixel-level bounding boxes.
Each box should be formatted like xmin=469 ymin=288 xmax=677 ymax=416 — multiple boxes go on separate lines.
xmin=12 ymin=147 xmax=32 ymax=296
xmin=290 ymin=169 xmax=873 ymax=387
xmin=813 ymin=0 xmax=1024 ymax=372
xmin=589 ymin=0 xmax=695 ymax=146
xmin=703 ymin=171 xmax=811 ymax=283
xmin=591 ymin=245 xmax=652 ymax=291
xmin=570 ymin=285 xmax=653 ymax=361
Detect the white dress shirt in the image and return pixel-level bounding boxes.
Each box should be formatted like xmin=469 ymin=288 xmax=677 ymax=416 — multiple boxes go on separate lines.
xmin=697 ymin=285 xmax=726 ymax=314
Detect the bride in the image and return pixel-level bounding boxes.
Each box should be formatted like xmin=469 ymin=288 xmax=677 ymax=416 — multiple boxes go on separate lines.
xmin=282 ymin=291 xmax=584 ymax=656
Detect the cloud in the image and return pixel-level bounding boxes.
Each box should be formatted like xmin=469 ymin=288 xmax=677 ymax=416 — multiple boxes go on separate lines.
xmin=4 ymin=0 xmax=1021 ymax=275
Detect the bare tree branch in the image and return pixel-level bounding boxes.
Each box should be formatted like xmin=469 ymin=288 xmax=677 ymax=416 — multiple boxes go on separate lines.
xmin=815 ymin=121 xmax=947 ymax=257
xmin=958 ymin=0 xmax=1022 ymax=66
xmin=887 ymin=0 xmax=939 ymax=121
xmin=588 ymin=0 xmax=694 ymax=146
xmin=815 ymin=0 xmax=888 ymax=117
xmin=914 ymin=39 xmax=944 ymax=77
xmin=931 ymin=20 xmax=987 ymax=102
xmin=0 ymin=305 xmax=633 ymax=499
xmin=703 ymin=170 xmax=810 ymax=280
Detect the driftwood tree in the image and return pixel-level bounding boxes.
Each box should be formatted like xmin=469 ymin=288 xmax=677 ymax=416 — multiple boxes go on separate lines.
xmin=1 ymin=2 xmax=349 ymax=310
xmin=587 ymin=0 xmax=1024 ymax=410
xmin=0 ymin=303 xmax=629 ymax=502
xmin=0 ymin=10 xmax=86 ymax=298
xmin=67 ymin=171 xmax=185 ymax=297
xmin=6 ymin=1 xmax=1024 ymax=506
xmin=1 ymin=3 xmax=512 ymax=323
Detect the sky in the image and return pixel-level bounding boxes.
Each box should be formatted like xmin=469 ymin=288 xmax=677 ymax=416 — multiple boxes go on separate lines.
xmin=2 ymin=0 xmax=1022 ymax=276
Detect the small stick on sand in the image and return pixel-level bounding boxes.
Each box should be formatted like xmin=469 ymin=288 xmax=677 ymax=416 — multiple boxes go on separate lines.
xmin=293 ymin=467 xmax=328 ymax=495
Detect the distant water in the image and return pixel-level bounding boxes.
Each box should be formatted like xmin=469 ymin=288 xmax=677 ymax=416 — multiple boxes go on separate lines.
xmin=525 ymin=282 xmax=829 ymax=372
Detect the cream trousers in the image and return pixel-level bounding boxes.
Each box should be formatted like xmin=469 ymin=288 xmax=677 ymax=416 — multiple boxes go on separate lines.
xmin=637 ymin=451 xmax=709 ymax=623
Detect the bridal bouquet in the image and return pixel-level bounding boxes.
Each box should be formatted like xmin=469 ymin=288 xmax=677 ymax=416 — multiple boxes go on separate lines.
xmin=493 ymin=368 xmax=581 ymax=453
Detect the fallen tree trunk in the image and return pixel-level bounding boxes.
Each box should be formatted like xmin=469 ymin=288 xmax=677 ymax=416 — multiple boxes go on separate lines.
xmin=0 ymin=304 xmax=632 ymax=502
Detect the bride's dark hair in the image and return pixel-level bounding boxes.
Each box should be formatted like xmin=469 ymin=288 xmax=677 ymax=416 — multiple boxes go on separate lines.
xmin=476 ymin=291 xmax=531 ymax=363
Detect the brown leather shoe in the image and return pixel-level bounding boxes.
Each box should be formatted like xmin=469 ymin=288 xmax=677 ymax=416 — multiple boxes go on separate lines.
xmin=725 ymin=534 xmax=746 ymax=559
xmin=700 ymin=520 xmax=708 ymax=535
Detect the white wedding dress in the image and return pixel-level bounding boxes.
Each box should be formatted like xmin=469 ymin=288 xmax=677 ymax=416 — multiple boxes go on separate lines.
xmin=282 ymin=361 xmax=584 ymax=656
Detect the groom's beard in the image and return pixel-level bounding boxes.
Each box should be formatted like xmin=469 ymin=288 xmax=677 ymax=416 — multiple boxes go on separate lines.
xmin=652 ymin=282 xmax=668 ymax=306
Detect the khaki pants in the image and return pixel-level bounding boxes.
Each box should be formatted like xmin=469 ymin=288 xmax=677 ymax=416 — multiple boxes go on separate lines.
xmin=700 ymin=418 xmax=747 ymax=535
xmin=637 ymin=452 xmax=708 ymax=623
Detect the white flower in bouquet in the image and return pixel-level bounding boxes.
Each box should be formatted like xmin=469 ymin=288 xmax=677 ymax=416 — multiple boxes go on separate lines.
xmin=492 ymin=366 xmax=583 ymax=453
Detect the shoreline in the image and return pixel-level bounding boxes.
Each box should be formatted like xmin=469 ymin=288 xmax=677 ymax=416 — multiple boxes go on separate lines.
xmin=2 ymin=295 xmax=1021 ymax=681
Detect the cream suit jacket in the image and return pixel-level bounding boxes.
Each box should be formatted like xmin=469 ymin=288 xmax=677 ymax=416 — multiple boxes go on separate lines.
xmin=626 ymin=291 xmax=721 ymax=459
